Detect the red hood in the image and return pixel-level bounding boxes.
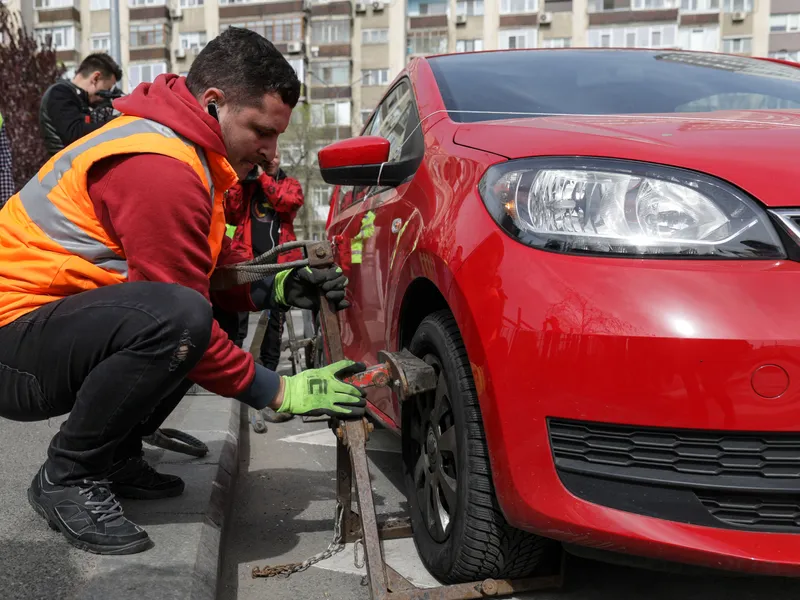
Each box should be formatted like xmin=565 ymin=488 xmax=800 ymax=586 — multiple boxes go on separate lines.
xmin=453 ymin=110 xmax=800 ymax=207
xmin=114 ymin=74 xmax=227 ymax=156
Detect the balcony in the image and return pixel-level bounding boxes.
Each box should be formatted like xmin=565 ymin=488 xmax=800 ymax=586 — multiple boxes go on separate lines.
xmin=35 ymin=0 xmax=80 ymax=24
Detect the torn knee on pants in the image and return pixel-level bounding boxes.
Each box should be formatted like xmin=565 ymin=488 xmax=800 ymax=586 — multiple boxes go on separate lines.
xmin=169 ymin=329 xmax=195 ymax=372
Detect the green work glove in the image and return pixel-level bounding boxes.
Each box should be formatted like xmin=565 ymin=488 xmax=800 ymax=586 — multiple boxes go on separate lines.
xmin=278 ymin=360 xmax=368 ymax=418
xmin=274 ymin=265 xmax=350 ymax=311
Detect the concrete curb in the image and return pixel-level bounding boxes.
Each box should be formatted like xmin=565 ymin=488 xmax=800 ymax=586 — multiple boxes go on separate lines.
xmin=188 ymin=394 xmax=241 ymax=600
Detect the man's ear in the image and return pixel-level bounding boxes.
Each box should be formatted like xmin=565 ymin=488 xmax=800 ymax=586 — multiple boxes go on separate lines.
xmin=200 ymin=87 xmax=225 ymax=111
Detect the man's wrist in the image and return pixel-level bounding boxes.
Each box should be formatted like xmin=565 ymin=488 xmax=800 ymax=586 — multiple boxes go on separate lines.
xmin=269 ymin=376 xmax=286 ymax=411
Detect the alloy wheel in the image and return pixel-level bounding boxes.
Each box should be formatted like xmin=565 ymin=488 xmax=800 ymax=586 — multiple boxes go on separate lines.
xmin=408 ymin=355 xmax=458 ymax=543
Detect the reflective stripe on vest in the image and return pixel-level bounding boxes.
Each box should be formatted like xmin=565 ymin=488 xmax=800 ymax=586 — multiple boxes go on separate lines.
xmin=0 ymin=115 xmax=237 ymax=329
xmin=17 ymin=119 xmax=213 ymax=278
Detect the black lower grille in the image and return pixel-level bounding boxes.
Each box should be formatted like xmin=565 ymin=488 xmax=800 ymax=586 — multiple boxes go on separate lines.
xmin=549 ymin=418 xmax=800 ymax=533
xmin=698 ymin=493 xmax=800 ymax=532
xmin=549 ymin=419 xmax=800 ymax=490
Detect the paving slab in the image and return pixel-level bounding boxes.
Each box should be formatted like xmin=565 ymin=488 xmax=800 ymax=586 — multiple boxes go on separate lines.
xmin=0 ymin=314 xmax=261 ymax=600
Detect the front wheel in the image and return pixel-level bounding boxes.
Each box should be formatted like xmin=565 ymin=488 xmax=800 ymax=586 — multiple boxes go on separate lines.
xmin=403 ymin=310 xmax=550 ymax=583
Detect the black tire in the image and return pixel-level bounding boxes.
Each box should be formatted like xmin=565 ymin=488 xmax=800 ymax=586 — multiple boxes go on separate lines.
xmin=403 ymin=310 xmax=549 ymax=584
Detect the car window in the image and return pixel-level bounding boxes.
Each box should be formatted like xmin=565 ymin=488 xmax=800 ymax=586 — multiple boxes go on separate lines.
xmin=427 ymin=49 xmax=800 ymax=123
xmin=341 ymin=79 xmax=423 ymax=210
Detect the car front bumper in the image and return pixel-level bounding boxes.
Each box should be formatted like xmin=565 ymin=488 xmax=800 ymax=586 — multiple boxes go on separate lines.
xmin=450 ymin=207 xmax=800 ymax=576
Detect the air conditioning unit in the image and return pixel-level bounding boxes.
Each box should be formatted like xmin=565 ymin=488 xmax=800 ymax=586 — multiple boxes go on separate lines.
xmin=355 ymin=2 xmax=368 ymax=13
xmin=732 ymin=11 xmax=746 ymax=21
xmin=287 ymin=41 xmax=303 ymax=54
xmin=169 ymin=6 xmax=182 ymax=20
xmin=175 ymin=47 xmax=186 ymax=59
xmin=539 ymin=11 xmax=553 ymax=24
xmin=372 ymin=1 xmax=385 ymax=11
xmin=455 ymin=14 xmax=467 ymax=24
xmin=311 ymin=45 xmax=320 ymax=57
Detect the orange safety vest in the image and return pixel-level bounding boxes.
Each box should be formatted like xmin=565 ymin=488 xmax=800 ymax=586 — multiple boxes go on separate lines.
xmin=0 ymin=115 xmax=238 ymax=328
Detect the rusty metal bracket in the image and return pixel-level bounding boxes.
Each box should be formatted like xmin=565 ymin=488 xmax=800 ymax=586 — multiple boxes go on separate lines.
xmin=311 ymin=237 xmax=565 ymax=600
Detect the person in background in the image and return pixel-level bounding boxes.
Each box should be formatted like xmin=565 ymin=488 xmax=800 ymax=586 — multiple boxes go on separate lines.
xmin=0 ymin=112 xmax=13 ymax=207
xmin=224 ymin=147 xmax=304 ymax=423
xmin=39 ymin=53 xmax=123 ymax=157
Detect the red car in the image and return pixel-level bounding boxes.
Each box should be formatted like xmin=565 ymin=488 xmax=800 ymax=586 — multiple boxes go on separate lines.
xmin=316 ymin=48 xmax=800 ymax=583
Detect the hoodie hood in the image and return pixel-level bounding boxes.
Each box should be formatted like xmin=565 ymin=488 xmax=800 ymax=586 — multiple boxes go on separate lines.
xmin=114 ymin=74 xmax=227 ymax=157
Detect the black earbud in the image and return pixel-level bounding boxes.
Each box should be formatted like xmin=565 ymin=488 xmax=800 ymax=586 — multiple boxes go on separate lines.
xmin=207 ymin=102 xmax=219 ymax=121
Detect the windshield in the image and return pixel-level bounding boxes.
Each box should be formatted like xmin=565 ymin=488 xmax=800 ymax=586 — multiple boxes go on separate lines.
xmin=427 ymin=50 xmax=800 ymax=123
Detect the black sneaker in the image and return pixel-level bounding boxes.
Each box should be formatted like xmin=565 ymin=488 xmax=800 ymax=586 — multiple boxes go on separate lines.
xmin=28 ymin=465 xmax=152 ymax=555
xmin=107 ymin=455 xmax=185 ymax=500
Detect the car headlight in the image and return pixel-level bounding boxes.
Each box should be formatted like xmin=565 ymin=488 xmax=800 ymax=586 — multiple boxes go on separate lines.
xmin=478 ymin=157 xmax=785 ymax=259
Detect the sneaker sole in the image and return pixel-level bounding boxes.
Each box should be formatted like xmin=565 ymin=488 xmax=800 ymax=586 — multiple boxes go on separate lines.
xmin=27 ymin=487 xmax=154 ymax=555
xmin=110 ymin=480 xmax=185 ymax=500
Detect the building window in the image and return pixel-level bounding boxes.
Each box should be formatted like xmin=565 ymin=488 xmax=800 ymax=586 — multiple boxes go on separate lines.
xmin=679 ymin=26 xmax=719 ymax=51
xmin=408 ymin=30 xmax=448 ymax=55
xmin=723 ymin=0 xmax=752 ymax=11
xmin=632 ymin=0 xmax=677 ymax=9
xmin=286 ymin=57 xmax=305 ymax=82
xmin=360 ymin=108 xmax=373 ymax=127
xmin=180 ymin=0 xmax=203 ymax=6
xmin=361 ymin=68 xmax=389 ymax=86
xmin=128 ymin=0 xmax=165 ymax=6
xmin=128 ymin=62 xmax=168 ymax=90
xmin=180 ymin=31 xmax=207 ymax=51
xmin=680 ymin=0 xmax=719 ymax=12
xmin=362 ymin=28 xmax=388 ymax=44
xmin=35 ymin=26 xmax=75 ymax=50
xmin=224 ymin=18 xmax=303 ymax=42
xmin=312 ymin=61 xmax=351 ymax=85
xmin=91 ymin=0 xmax=110 ymax=9
xmin=91 ymin=33 xmax=110 ymax=51
xmin=456 ymin=39 xmax=484 ymax=52
xmin=499 ymin=28 xmax=537 ymax=49
xmin=457 ymin=0 xmax=484 ymax=15
xmin=130 ymin=24 xmax=167 ymax=47
xmin=499 ymin=0 xmax=538 ymax=14
xmin=771 ymin=14 xmax=800 ymax=32
xmin=311 ymin=101 xmax=351 ymax=127
xmin=542 ymin=37 xmax=571 ymax=48
xmin=408 ymin=1 xmax=448 ymax=16
xmin=588 ymin=0 xmax=615 ymax=12
xmin=311 ymin=20 xmax=351 ymax=44
xmin=770 ymin=50 xmax=800 ymax=61
xmin=588 ymin=25 xmax=677 ymax=48
xmin=34 ymin=0 xmax=75 ymax=8
xmin=311 ymin=186 xmax=333 ymax=208
xmin=722 ymin=36 xmax=752 ymax=54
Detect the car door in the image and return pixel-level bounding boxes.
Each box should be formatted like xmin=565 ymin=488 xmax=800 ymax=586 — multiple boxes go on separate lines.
xmin=344 ymin=79 xmax=426 ymax=424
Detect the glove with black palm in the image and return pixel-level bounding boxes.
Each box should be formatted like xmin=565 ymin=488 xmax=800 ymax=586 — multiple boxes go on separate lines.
xmin=273 ymin=266 xmax=350 ymax=311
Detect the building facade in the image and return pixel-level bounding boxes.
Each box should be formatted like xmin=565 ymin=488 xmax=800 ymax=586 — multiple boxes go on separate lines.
xmin=8 ymin=0 xmax=794 ymax=235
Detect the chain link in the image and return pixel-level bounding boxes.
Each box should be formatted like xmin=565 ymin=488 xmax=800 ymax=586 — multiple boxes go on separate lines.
xmin=252 ymin=502 xmax=346 ymax=579
xmin=353 ymin=538 xmax=365 ymax=569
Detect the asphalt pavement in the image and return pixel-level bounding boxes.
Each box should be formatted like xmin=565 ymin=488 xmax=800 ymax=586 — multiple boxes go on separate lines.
xmin=220 ymin=315 xmax=800 ymax=600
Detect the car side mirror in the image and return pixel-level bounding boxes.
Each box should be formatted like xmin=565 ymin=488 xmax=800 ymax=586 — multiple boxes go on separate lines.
xmin=318 ymin=136 xmax=416 ymax=187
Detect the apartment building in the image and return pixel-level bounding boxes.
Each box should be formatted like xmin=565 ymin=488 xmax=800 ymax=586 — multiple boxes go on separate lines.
xmin=11 ymin=0 xmax=790 ymax=234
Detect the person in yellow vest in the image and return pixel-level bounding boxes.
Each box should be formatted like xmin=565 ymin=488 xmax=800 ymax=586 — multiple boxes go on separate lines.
xmin=0 ymin=28 xmax=365 ymax=555
xmin=0 ymin=112 xmax=13 ymax=206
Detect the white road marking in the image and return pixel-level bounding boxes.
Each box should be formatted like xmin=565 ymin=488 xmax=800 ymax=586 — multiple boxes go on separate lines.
xmin=280 ymin=428 xmax=401 ymax=454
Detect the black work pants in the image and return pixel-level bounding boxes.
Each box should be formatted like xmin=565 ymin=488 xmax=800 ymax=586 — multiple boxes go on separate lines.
xmin=213 ymin=307 xmax=284 ymax=370
xmin=0 ymin=282 xmax=213 ymax=485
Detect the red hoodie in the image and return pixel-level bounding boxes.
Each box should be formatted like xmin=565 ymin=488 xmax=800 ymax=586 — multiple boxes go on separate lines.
xmin=85 ymin=74 xmax=257 ymax=397
xmin=225 ymin=170 xmax=304 ymax=263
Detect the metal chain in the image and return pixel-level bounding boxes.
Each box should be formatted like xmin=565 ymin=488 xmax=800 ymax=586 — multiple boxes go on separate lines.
xmin=252 ymin=502 xmax=346 ymax=579
xmin=353 ymin=538 xmax=365 ymax=569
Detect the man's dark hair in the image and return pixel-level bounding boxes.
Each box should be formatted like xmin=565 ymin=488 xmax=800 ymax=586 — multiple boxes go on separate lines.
xmin=187 ymin=27 xmax=301 ymax=109
xmin=77 ymin=53 xmax=123 ymax=83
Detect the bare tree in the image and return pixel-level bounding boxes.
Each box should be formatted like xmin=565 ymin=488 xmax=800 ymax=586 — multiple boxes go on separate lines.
xmin=0 ymin=5 xmax=65 ymax=191
xmin=279 ymin=103 xmax=332 ymax=239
